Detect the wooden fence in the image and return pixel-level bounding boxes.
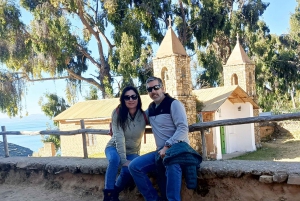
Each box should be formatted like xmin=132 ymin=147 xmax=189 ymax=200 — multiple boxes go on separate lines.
xmin=2 ymin=112 xmax=300 ymax=160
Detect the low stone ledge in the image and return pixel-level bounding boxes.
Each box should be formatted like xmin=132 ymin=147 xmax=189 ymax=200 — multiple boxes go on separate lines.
xmin=0 ymin=157 xmax=108 ymax=175
xmin=259 ymin=175 xmax=273 ymax=183
xmin=2 ymin=158 xmax=300 ymax=181
xmin=200 ymin=160 xmax=300 ymax=179
xmin=273 ymin=171 xmax=288 ymax=183
xmin=1 ymin=157 xmax=300 ymax=200
xmin=287 ymin=174 xmax=300 ymax=185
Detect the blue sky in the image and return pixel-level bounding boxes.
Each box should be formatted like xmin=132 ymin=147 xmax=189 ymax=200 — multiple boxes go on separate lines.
xmin=0 ymin=0 xmax=298 ymax=119
xmin=261 ymin=0 xmax=297 ymax=35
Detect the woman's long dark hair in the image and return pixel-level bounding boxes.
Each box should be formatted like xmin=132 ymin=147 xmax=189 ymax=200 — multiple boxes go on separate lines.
xmin=117 ymin=86 xmax=143 ymax=131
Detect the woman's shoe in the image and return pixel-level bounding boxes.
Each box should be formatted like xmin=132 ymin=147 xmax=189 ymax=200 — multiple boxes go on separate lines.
xmin=112 ymin=185 xmax=121 ymax=201
xmin=103 ymin=189 xmax=114 ymax=201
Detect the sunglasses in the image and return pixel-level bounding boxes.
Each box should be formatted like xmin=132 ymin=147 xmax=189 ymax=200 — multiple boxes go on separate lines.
xmin=124 ymin=94 xmax=138 ymax=101
xmin=146 ymin=85 xmax=161 ymax=92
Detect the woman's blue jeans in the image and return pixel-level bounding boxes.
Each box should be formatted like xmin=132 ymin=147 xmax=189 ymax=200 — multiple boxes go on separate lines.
xmin=128 ymin=151 xmax=182 ymax=201
xmin=105 ymin=146 xmax=139 ymax=190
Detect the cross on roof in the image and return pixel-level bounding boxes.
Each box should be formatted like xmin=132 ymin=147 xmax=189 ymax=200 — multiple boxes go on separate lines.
xmin=168 ymin=15 xmax=172 ymax=28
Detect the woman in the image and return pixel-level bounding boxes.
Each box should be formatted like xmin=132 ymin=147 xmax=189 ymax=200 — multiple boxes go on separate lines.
xmin=103 ymin=86 xmax=146 ymax=201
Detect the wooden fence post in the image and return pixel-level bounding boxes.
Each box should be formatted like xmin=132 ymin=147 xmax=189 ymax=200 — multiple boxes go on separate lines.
xmin=201 ymin=128 xmax=207 ymax=160
xmin=1 ymin=126 xmax=9 ymax=157
xmin=197 ymin=113 xmax=207 ymax=160
xmin=80 ymin=120 xmax=88 ymax=159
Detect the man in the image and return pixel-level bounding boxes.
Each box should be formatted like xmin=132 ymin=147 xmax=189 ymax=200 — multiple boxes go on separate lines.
xmin=128 ymin=76 xmax=190 ymax=201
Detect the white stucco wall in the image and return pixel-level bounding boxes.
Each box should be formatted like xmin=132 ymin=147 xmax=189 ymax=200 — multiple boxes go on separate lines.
xmin=214 ymin=100 xmax=256 ymax=159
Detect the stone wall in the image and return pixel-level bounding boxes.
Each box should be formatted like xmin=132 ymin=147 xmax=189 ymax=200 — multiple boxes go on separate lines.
xmin=1 ymin=157 xmax=300 ymax=200
xmin=153 ymin=56 xmax=192 ymax=97
xmin=153 ymin=54 xmax=200 ymax=152
xmin=260 ymin=125 xmax=275 ymax=140
xmin=259 ymin=121 xmax=300 ymax=140
xmin=32 ymin=142 xmax=56 ymax=157
xmin=253 ymin=108 xmax=261 ymax=147
xmin=276 ymin=121 xmax=300 ymax=139
xmin=176 ymin=95 xmax=199 ymax=152
xmin=223 ymin=63 xmax=256 ymax=97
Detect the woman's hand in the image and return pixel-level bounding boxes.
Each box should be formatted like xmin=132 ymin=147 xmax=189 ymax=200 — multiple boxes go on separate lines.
xmin=122 ymin=160 xmax=131 ymax=166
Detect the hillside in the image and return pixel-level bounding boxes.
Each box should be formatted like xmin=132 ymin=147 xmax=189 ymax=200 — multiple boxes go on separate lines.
xmin=0 ymin=142 xmax=33 ymax=157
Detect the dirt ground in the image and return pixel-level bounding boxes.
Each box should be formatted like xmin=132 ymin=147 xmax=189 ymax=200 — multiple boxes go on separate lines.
xmin=0 ymin=182 xmax=140 ymax=201
xmin=0 ymin=167 xmax=140 ymax=201
xmin=262 ymin=134 xmax=300 ymax=162
xmin=0 ymin=184 xmax=100 ymax=201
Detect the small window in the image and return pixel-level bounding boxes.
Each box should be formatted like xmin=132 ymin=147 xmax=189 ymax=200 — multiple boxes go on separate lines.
xmin=231 ymin=74 xmax=238 ymax=85
xmin=161 ymin=67 xmax=168 ymax=90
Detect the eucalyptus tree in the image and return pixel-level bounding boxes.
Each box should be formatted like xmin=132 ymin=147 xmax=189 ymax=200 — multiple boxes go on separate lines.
xmin=38 ymin=93 xmax=69 ymax=122
xmin=0 ymin=0 xmax=169 ymax=116
xmin=245 ymin=0 xmax=300 ymax=111
xmin=0 ymin=70 xmax=25 ymax=116
xmin=84 ymin=85 xmax=99 ymax=100
xmin=256 ymin=1 xmax=300 ymax=111
xmin=190 ymin=0 xmax=270 ymax=87
xmin=1 ymin=0 xmax=295 ymax=117
xmin=253 ymin=34 xmax=296 ymax=111
xmin=38 ymin=93 xmax=69 ymax=151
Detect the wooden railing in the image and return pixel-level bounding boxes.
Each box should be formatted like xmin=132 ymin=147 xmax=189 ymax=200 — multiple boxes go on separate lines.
xmin=0 ymin=120 xmax=109 ymax=159
xmin=2 ymin=113 xmax=300 ymax=160
xmin=190 ymin=112 xmax=300 ymax=159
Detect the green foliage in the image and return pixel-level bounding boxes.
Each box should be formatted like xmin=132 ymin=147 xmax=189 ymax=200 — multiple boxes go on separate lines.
xmin=42 ymin=134 xmax=60 ymax=152
xmin=38 ymin=92 xmax=68 ymax=153
xmin=88 ymin=152 xmax=105 ymax=158
xmin=191 ymin=0 xmax=227 ymax=47
xmin=290 ymin=1 xmax=300 ymax=43
xmin=196 ymin=49 xmax=223 ymax=87
xmin=253 ymin=31 xmax=300 ymax=111
xmin=29 ymin=3 xmax=78 ymax=76
xmin=38 ymin=93 xmax=69 ymax=125
xmin=195 ymin=98 xmax=204 ymax=113
xmin=241 ymin=0 xmax=269 ymax=32
xmin=0 ymin=71 xmax=25 ymax=117
xmin=84 ymin=85 xmax=99 ymax=100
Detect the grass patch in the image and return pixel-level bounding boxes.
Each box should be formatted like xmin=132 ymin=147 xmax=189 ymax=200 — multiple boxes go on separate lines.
xmin=89 ymin=152 xmax=106 ymax=158
xmin=230 ymin=146 xmax=279 ymax=161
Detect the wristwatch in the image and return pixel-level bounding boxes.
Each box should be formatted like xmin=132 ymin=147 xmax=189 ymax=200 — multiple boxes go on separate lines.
xmin=164 ymin=142 xmax=172 ymax=148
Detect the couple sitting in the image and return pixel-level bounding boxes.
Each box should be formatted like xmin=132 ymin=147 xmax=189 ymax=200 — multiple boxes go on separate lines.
xmin=103 ymin=76 xmax=202 ymax=201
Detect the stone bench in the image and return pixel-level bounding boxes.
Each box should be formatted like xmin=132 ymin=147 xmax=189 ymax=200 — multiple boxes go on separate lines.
xmin=1 ymin=157 xmax=300 ymax=200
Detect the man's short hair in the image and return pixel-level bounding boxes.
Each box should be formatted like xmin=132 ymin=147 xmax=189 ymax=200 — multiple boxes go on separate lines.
xmin=146 ymin=76 xmax=163 ymax=86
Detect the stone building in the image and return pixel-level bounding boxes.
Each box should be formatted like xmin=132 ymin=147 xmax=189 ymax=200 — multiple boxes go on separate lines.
xmin=223 ymin=35 xmax=261 ymax=146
